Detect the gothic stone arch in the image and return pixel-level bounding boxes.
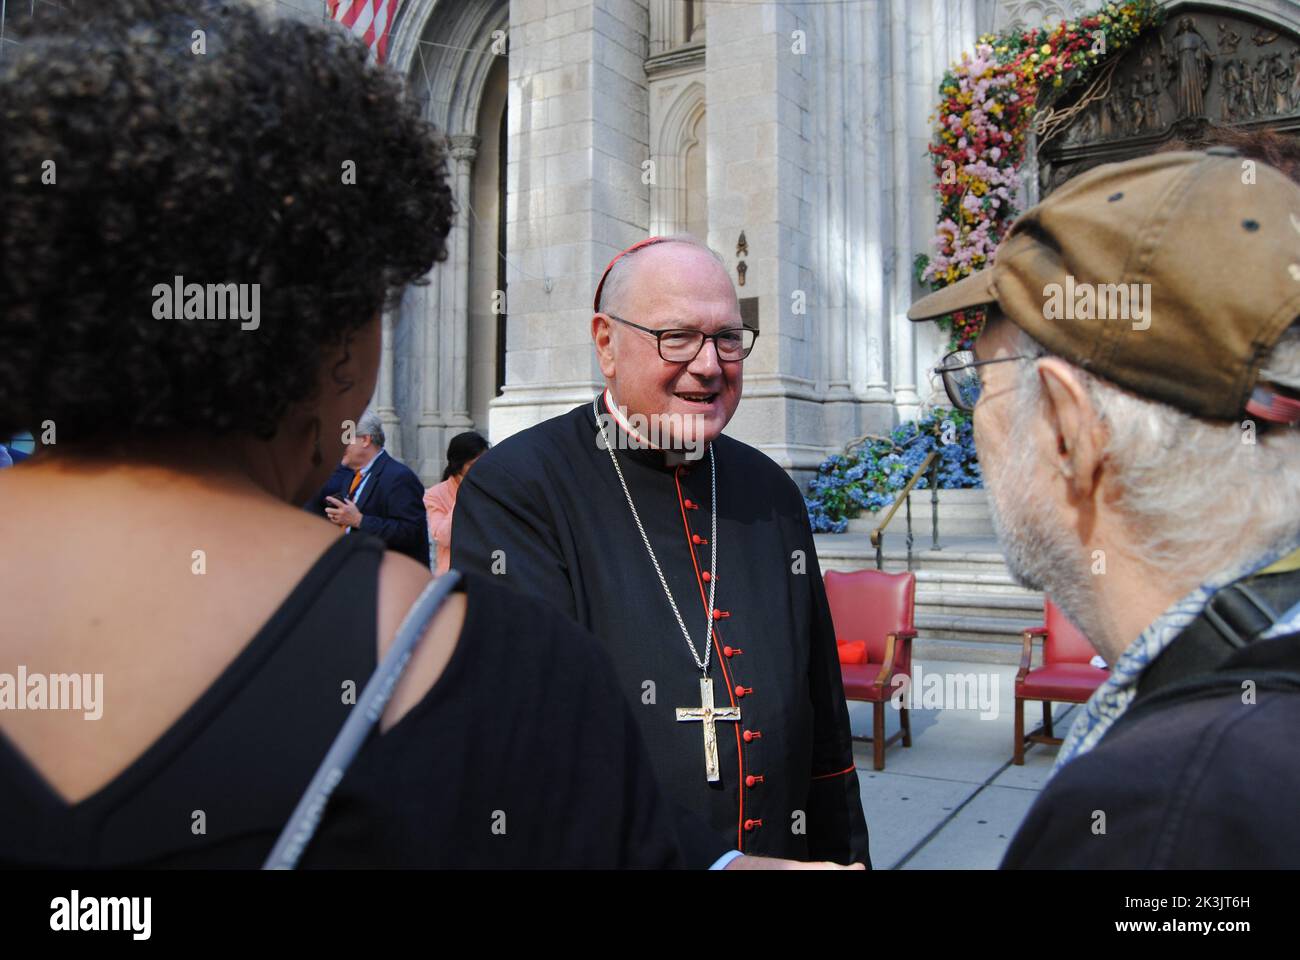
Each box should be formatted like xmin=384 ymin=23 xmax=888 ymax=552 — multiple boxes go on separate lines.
xmin=650 ymin=80 xmax=706 ymax=237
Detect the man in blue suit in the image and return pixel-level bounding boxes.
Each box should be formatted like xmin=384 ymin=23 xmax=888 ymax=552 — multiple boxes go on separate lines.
xmin=305 ymin=410 xmax=430 ymax=566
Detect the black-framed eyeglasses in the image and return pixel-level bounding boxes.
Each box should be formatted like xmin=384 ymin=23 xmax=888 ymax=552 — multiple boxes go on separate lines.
xmin=934 ymin=350 xmax=1032 ymax=412
xmin=605 ymin=314 xmax=758 ymax=362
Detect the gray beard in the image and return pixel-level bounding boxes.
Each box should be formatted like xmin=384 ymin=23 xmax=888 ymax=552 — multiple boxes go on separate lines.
xmin=983 ymin=437 xmax=1107 ymax=648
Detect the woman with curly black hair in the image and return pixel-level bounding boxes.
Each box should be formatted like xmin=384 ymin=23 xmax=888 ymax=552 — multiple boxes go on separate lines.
xmin=0 ymin=0 xmax=682 ymax=869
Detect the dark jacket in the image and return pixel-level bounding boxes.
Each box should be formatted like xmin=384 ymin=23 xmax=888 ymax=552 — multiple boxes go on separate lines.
xmin=451 ymin=397 xmax=870 ymax=868
xmin=1002 ymin=625 xmax=1300 ymax=868
xmin=305 ymin=450 xmax=429 ymax=567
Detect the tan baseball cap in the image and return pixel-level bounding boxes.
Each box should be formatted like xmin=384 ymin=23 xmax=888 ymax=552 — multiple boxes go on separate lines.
xmin=908 ymin=149 xmax=1300 ymax=424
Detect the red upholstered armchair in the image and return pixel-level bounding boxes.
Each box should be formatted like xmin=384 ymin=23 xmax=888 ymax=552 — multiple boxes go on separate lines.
xmin=824 ymin=569 xmax=917 ymax=771
xmin=1014 ymin=599 xmax=1109 ymax=764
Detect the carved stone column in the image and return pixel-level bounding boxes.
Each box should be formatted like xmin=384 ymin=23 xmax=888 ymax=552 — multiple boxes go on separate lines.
xmin=414 ymin=262 xmax=444 ymax=481
xmin=447 ymin=134 xmax=477 ymax=431
xmin=648 ymin=0 xmax=673 ymax=56
xmin=854 ymin=0 xmax=892 ymax=404
xmin=489 ymin=0 xmax=652 ymax=442
xmin=889 ymin=0 xmax=920 ymax=419
xmin=417 ymin=132 xmax=478 ymax=480
xmin=374 ymin=306 xmax=401 ymax=460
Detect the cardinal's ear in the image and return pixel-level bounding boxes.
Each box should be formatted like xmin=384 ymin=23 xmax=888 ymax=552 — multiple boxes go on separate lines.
xmin=592 ymin=313 xmax=617 ymax=379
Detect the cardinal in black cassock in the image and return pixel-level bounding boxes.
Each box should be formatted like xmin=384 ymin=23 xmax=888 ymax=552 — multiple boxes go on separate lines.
xmin=451 ymin=237 xmax=871 ymax=869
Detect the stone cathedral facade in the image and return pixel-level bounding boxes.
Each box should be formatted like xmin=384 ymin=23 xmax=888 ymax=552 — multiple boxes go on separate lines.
xmin=271 ymin=0 xmax=1300 ymax=485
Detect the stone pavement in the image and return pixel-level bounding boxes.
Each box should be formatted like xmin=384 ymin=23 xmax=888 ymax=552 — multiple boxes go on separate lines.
xmin=844 ymin=658 xmax=1080 ymax=869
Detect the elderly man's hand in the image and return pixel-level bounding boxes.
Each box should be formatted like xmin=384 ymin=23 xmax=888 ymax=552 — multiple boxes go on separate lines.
xmin=724 ymin=855 xmax=865 ymax=870
xmin=324 ymin=496 xmax=362 ymax=529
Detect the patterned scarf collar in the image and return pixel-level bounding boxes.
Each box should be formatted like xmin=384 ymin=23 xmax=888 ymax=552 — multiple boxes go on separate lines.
xmin=1054 ymin=534 xmax=1300 ymax=773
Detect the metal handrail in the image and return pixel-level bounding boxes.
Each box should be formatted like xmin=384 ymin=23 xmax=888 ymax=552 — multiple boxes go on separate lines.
xmin=870 ymin=451 xmax=941 ymax=571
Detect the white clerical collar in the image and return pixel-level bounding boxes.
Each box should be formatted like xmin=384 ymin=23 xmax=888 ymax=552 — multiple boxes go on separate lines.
xmin=600 ymin=389 xmax=704 ymax=466
xmin=602 ymin=388 xmax=660 ymax=450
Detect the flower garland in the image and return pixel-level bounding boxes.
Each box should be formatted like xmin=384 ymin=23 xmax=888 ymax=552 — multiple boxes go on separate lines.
xmin=914 ymin=0 xmax=1162 ymax=350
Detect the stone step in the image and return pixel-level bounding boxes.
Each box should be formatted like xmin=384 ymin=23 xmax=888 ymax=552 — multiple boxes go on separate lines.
xmin=913 ymin=568 xmax=1040 ymax=596
xmin=916 ymin=590 xmax=1045 ymax=622
xmin=916 ymin=611 xmax=1039 ymax=641
xmin=879 ymin=553 xmax=1017 ymax=574
xmin=913 ymin=636 xmax=1026 ymax=666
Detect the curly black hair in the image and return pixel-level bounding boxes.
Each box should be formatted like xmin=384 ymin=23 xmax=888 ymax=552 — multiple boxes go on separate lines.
xmin=0 ymin=0 xmax=454 ymax=444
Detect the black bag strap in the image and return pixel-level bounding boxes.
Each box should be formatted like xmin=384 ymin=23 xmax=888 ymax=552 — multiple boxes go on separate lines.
xmin=1118 ymin=664 xmax=1300 ymax=733
xmin=1135 ymin=564 xmax=1300 ymax=704
xmin=262 ymin=570 xmax=464 ymax=870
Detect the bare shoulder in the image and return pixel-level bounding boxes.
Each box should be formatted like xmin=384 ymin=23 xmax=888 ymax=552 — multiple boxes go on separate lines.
xmin=375 ymin=551 xmax=466 ymax=733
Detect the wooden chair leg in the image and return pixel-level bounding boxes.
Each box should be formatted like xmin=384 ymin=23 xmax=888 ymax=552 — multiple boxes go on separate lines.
xmin=900 ymin=703 xmax=912 ymax=748
xmin=1043 ymin=700 xmax=1054 ymax=739
xmin=873 ymin=701 xmax=885 ymax=771
xmin=1013 ymin=696 xmax=1025 ymax=765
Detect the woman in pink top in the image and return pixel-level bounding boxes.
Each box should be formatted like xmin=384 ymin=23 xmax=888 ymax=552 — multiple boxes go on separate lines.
xmin=424 ymin=431 xmax=489 ymax=574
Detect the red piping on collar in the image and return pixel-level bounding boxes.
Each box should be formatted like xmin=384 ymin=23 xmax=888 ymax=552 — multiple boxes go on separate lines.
xmin=602 ymin=389 xmax=659 ymax=450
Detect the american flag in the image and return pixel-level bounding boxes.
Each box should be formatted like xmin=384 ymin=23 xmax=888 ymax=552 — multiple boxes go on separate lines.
xmin=327 ymin=0 xmax=402 ymax=64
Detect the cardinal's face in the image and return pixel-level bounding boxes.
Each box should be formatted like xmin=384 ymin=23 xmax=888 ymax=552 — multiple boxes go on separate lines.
xmin=594 ymin=243 xmax=743 ymax=449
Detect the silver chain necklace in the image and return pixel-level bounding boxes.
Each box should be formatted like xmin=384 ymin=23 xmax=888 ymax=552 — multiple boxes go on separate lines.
xmin=594 ymin=396 xmax=718 ymax=675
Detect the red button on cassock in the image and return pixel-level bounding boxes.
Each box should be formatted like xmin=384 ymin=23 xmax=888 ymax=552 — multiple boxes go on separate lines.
xmin=723 ymin=645 xmax=736 ymax=658
xmin=701 ymin=571 xmax=711 ymax=582
xmin=744 ymin=819 xmax=763 ymax=831
xmin=745 ymin=774 xmax=764 ymax=788
xmin=712 ymin=609 xmax=730 ymax=620
xmin=691 ymin=534 xmax=707 ymax=545
xmin=743 ymin=729 xmax=762 ymax=742
xmin=735 ymin=685 xmax=752 ymax=698
xmin=683 ymin=499 xmax=697 ymax=510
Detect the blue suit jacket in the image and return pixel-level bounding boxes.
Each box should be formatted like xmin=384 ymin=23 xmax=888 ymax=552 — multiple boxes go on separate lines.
xmin=305 ymin=450 xmax=430 ymax=567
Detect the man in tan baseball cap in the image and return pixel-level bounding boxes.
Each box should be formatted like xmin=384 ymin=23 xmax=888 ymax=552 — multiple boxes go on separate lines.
xmin=909 ymin=149 xmax=1300 ymax=867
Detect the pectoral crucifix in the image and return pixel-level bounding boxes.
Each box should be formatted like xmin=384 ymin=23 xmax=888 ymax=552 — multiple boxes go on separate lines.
xmin=676 ymin=677 xmax=742 ymax=782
